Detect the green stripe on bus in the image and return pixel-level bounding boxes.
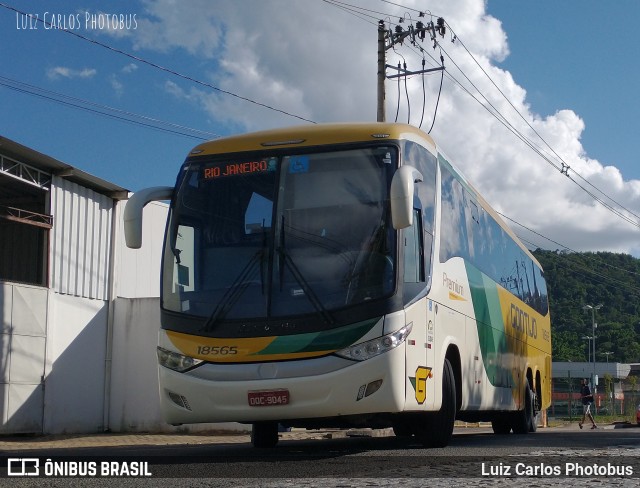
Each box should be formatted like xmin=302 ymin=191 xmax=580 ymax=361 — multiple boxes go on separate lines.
xmin=255 ymin=317 xmax=380 ymax=355
xmin=466 ymin=262 xmax=515 ymax=388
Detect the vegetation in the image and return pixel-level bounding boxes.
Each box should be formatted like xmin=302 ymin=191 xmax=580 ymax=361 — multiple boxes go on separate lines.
xmin=532 ymin=249 xmax=640 ymax=363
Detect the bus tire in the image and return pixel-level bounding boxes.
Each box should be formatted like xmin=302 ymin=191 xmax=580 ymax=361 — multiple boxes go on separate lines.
xmin=417 ymin=358 xmax=456 ymax=448
xmin=392 ymin=419 xmax=414 ymax=438
xmin=529 ymin=396 xmax=539 ymax=433
xmin=251 ymin=422 xmax=279 ymax=448
xmin=491 ymin=416 xmax=512 ymax=435
xmin=512 ymin=384 xmax=534 ymax=435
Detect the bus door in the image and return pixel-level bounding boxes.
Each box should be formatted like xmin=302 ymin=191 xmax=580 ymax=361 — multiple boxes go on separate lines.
xmin=404 ymin=297 xmax=430 ymax=410
xmin=424 ymin=298 xmax=436 ymax=408
xmin=402 ymin=208 xmax=435 ymax=410
xmin=468 ymin=315 xmax=485 ymax=408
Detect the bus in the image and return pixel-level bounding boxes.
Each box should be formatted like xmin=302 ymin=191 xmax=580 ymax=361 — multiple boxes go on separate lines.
xmin=124 ymin=122 xmax=551 ymax=448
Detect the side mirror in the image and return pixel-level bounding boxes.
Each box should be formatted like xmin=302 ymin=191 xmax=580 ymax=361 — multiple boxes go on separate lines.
xmin=124 ymin=186 xmax=174 ymax=248
xmin=390 ymin=165 xmax=423 ymax=229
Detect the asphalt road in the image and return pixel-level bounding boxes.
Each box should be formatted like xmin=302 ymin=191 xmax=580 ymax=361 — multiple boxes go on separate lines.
xmin=2 ymin=425 xmax=640 ymax=487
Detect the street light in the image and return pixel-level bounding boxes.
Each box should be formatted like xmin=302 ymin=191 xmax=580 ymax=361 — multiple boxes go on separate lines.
xmin=601 ymin=351 xmax=613 ymax=364
xmin=581 ymin=335 xmax=594 ymax=363
xmin=583 ymin=304 xmax=603 ymax=391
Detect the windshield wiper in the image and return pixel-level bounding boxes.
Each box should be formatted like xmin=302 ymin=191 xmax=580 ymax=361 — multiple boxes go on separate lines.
xmin=277 ymin=215 xmax=335 ymax=325
xmin=201 ymin=226 xmax=269 ymax=332
xmin=200 ymin=251 xmax=262 ymax=332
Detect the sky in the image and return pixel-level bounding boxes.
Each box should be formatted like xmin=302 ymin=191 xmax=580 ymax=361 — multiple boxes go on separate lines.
xmin=1 ymin=0 xmax=639 ymax=257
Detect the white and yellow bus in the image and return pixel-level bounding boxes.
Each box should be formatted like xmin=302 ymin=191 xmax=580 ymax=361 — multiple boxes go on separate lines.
xmin=125 ymin=123 xmax=551 ymax=448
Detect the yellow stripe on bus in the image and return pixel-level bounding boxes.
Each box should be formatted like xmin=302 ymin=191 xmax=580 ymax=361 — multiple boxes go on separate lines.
xmin=448 ymin=291 xmax=467 ymax=301
xmin=166 ymin=330 xmax=337 ymax=363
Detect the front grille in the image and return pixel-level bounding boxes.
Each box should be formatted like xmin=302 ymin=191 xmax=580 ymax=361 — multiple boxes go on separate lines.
xmin=167 ymin=391 xmax=192 ymax=411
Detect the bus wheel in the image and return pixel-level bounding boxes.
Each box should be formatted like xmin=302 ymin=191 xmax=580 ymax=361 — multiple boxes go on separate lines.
xmin=491 ymin=416 xmax=512 ymax=435
xmin=512 ymin=384 xmax=534 ymax=435
xmin=251 ymin=422 xmax=279 ymax=448
xmin=392 ymin=417 xmax=414 ymax=437
xmin=416 ymin=358 xmax=456 ymax=448
xmin=529 ymin=392 xmax=539 ymax=433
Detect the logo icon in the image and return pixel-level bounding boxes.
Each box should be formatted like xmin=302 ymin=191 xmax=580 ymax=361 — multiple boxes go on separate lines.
xmin=410 ymin=366 xmax=433 ymax=405
xmin=7 ymin=458 xmax=39 ymax=476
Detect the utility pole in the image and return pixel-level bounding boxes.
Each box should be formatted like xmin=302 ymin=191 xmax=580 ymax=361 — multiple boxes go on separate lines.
xmin=584 ymin=304 xmax=603 ymax=403
xmin=376 ymin=18 xmax=447 ymax=123
xmin=377 ymin=21 xmax=387 ymax=122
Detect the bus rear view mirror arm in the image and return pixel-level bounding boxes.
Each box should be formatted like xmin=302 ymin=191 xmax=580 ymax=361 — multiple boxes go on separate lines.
xmin=390 ymin=165 xmax=423 ymax=229
xmin=124 ymin=186 xmax=174 ymax=248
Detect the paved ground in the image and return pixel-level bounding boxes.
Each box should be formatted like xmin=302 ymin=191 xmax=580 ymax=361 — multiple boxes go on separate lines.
xmin=3 ymin=427 xmax=374 ymax=451
xmin=0 ymin=421 xmax=630 ymax=452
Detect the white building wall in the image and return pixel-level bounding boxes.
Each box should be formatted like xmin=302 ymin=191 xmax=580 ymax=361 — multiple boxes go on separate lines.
xmin=50 ymin=176 xmax=113 ymax=300
xmin=116 ymin=201 xmax=167 ymax=299
xmin=25 ymin=175 xmax=116 ymax=434
xmin=109 ymin=297 xmax=161 ymax=431
xmin=3 ymin=178 xmax=243 ymax=434
xmin=0 ymin=283 xmax=47 ymax=434
xmin=109 ymin=296 xmax=247 ymax=433
xmin=43 ymin=293 xmax=107 ymax=434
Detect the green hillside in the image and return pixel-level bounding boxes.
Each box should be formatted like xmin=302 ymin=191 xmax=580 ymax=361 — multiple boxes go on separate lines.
xmin=532 ymin=249 xmax=640 ymax=363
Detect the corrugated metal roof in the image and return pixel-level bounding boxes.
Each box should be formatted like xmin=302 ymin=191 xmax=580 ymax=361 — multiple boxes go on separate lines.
xmin=0 ymin=135 xmax=129 ymax=200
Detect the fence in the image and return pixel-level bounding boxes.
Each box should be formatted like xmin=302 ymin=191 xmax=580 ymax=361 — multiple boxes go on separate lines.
xmin=550 ymin=376 xmax=639 ymax=420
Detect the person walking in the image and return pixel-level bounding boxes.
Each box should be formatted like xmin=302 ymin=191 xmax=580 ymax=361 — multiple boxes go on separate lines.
xmin=578 ymin=378 xmax=597 ymax=430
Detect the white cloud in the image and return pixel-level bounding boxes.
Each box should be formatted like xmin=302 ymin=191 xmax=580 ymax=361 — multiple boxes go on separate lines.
xmin=110 ymin=75 xmax=124 ymax=97
xmin=131 ymin=0 xmax=640 ymax=255
xmin=107 ymin=64 xmax=139 ymax=97
xmin=122 ymin=63 xmax=138 ymax=74
xmin=47 ymin=67 xmax=97 ymax=80
xmin=133 ymin=0 xmax=225 ymax=57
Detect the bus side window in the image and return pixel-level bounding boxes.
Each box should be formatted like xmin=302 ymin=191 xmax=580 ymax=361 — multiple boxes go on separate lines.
xmin=423 ymin=229 xmax=433 ymax=284
xmin=403 ymin=208 xmax=425 ymax=284
xmin=174 ymin=224 xmax=195 ymax=293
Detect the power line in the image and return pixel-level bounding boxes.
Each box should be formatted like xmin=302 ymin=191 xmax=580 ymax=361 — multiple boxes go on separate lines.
xmin=500 ymin=210 xmax=640 ymax=284
xmin=321 ymin=0 xmax=380 ymax=25
xmin=0 ymin=75 xmax=219 ymax=140
xmin=380 ymin=19 xmax=640 ymax=288
xmin=328 ymin=1 xmax=640 ymax=299
xmin=380 ymin=0 xmax=439 ymax=18
xmin=368 ymin=11 xmax=639 ymax=281
xmin=371 ymin=6 xmax=640 ymax=290
xmin=0 ymin=2 xmax=317 ymax=125
xmin=5 ymin=0 xmax=639 ymax=234
xmin=519 ymin=234 xmax=640 ymax=299
xmin=363 ymin=4 xmax=577 ymax=163
xmin=442 ymin=20 xmax=640 ymax=226
xmin=379 ymin=4 xmax=640 ymax=231
xmin=323 ymin=0 xmax=399 ymax=22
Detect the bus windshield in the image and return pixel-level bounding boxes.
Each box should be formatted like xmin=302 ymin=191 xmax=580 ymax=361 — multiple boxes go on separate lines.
xmin=162 ymin=145 xmax=397 ymax=326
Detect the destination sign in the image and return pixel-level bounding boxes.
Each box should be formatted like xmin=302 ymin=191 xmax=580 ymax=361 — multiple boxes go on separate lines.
xmin=203 ymin=159 xmax=272 ymax=179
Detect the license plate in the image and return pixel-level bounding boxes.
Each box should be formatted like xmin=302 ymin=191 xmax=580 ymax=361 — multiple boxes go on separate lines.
xmin=248 ymin=389 xmax=290 ymax=407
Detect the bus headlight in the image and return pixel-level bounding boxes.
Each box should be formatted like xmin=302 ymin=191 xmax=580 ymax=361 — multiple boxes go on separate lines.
xmin=335 ymin=323 xmax=413 ymax=361
xmin=157 ymin=346 xmax=203 ymax=372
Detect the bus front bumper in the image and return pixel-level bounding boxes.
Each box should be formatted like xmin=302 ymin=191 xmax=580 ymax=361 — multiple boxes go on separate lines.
xmin=157 ymin=346 xmax=406 ymax=425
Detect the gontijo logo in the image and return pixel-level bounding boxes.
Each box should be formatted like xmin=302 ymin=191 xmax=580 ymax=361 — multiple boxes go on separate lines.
xmin=509 ymin=303 xmax=537 ymax=339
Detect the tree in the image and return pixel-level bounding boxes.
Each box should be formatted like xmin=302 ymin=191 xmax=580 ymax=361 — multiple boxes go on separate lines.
xmin=532 ymin=249 xmax=640 ymax=364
